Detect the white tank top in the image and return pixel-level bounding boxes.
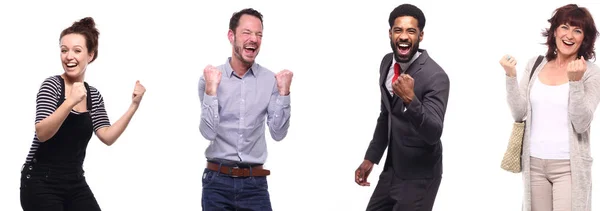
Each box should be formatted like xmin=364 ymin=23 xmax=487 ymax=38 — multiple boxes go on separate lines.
xmin=529 ymin=77 xmax=570 ymax=159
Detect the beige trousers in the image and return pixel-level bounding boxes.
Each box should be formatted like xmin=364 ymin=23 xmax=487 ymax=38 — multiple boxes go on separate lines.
xmin=530 ymin=156 xmax=572 ymax=211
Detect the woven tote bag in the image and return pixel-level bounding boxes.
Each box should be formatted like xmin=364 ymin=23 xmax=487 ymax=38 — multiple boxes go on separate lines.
xmin=501 ymin=122 xmax=525 ymax=172
xmin=500 ymin=55 xmax=544 ymax=173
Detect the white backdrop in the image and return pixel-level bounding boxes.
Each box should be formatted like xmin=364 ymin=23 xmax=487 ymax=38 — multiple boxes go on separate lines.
xmin=1 ymin=0 xmax=599 ymax=210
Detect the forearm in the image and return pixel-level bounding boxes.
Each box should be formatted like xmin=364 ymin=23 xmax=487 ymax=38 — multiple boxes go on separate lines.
xmin=97 ymin=104 xmax=138 ymax=146
xmin=404 ymin=75 xmax=449 ymax=145
xmin=200 ymin=93 xmax=220 ymax=141
xmin=506 ymin=75 xmax=528 ymax=121
xmin=404 ymin=96 xmax=445 ymax=145
xmin=364 ymin=110 xmax=389 ymax=164
xmin=35 ymin=100 xmax=75 ymax=142
xmin=267 ymin=95 xmax=290 ymax=141
xmin=568 ymin=80 xmax=599 ymax=133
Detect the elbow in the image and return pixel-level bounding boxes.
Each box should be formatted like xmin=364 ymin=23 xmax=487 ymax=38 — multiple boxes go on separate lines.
xmin=422 ymin=123 xmax=443 ymax=146
xmin=511 ymin=111 xmax=526 ymax=122
xmin=412 ymin=111 xmax=444 ymax=145
xmin=570 ymin=110 xmax=593 ymax=134
xmin=199 ymin=125 xmax=217 ymax=141
xmin=507 ymin=97 xmax=527 ymax=121
xmin=199 ymin=119 xmax=219 ymax=141
xmin=268 ymin=119 xmax=290 ymax=141
xmin=35 ymin=126 xmax=50 ymax=142
xmin=272 ymin=135 xmax=286 ymax=142
xmin=573 ymin=126 xmax=589 ymax=134
xmin=270 ymin=131 xmax=287 ymax=141
xmin=424 ymin=134 xmax=442 ymax=146
xmin=36 ymin=135 xmax=49 ymax=143
xmin=269 ymin=126 xmax=289 ymax=141
xmin=95 ymin=127 xmax=116 ymax=146
xmin=572 ymin=120 xmax=591 ymax=134
xmin=508 ymin=104 xmax=526 ymax=122
xmin=200 ymin=131 xmax=217 ymax=141
xmin=99 ymin=137 xmax=116 ymax=146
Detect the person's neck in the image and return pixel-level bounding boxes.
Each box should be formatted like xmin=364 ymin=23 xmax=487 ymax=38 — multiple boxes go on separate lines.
xmin=230 ymin=56 xmax=252 ymax=77
xmin=61 ymin=73 xmax=84 ymax=84
xmin=554 ymin=53 xmax=578 ymax=68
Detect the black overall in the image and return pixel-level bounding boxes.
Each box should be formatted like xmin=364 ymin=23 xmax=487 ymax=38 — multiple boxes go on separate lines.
xmin=20 ymin=77 xmax=102 ymax=211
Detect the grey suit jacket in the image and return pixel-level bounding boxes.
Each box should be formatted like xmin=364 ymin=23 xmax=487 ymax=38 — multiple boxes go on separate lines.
xmin=364 ymin=49 xmax=450 ymax=179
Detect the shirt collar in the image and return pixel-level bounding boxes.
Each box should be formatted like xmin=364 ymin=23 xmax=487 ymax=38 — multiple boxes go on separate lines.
xmin=225 ymin=57 xmax=259 ymax=78
xmin=393 ymin=51 xmax=421 ymax=73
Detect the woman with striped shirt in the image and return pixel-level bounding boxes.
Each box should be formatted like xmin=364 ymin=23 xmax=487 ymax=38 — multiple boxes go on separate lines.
xmin=20 ymin=17 xmax=146 ymax=211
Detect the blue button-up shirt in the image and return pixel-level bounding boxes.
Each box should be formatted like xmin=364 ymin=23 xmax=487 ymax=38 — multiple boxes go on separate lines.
xmin=198 ymin=57 xmax=291 ymax=164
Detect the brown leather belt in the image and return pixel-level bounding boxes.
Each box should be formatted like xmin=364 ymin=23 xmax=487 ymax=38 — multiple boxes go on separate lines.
xmin=207 ymin=162 xmax=271 ymax=177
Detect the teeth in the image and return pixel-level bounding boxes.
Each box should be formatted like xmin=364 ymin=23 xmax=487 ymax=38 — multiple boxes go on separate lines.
xmin=398 ymin=44 xmax=410 ymax=48
xmin=245 ymin=47 xmax=256 ymax=50
xmin=67 ymin=63 xmax=77 ymax=67
xmin=563 ymin=40 xmax=574 ymax=45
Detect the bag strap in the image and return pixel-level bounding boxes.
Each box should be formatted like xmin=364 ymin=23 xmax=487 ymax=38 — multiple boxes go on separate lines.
xmin=517 ymin=55 xmax=544 ymax=124
xmin=528 ymin=55 xmax=544 ymax=81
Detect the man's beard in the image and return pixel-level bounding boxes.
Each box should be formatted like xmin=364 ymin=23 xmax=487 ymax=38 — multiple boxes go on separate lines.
xmin=391 ymin=40 xmax=419 ymax=63
xmin=233 ymin=37 xmax=256 ymax=66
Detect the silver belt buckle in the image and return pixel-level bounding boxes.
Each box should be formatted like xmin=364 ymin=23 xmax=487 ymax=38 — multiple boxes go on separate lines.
xmin=229 ymin=166 xmax=240 ymax=177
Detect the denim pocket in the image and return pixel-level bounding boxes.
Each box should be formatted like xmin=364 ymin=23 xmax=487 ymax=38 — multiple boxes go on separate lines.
xmin=250 ymin=176 xmax=269 ymax=190
xmin=202 ymin=168 xmax=216 ymax=187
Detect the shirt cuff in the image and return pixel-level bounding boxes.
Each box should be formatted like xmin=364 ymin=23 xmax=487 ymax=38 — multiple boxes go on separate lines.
xmin=276 ymin=95 xmax=290 ymax=107
xmin=203 ymin=93 xmax=219 ymax=107
xmin=569 ymin=80 xmax=584 ymax=87
xmin=404 ymin=95 xmax=420 ymax=114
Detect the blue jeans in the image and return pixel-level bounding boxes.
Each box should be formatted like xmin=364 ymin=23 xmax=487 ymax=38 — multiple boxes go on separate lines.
xmin=201 ymin=168 xmax=272 ymax=211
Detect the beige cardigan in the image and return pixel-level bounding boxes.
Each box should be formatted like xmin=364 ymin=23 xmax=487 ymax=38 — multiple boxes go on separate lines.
xmin=506 ymin=56 xmax=600 ymax=211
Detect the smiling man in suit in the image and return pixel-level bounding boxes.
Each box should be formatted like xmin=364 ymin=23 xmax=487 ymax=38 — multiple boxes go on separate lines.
xmin=354 ymin=4 xmax=450 ymax=211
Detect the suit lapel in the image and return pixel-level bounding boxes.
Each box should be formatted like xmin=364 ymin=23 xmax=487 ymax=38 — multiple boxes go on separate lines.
xmin=391 ymin=92 xmax=400 ymax=107
xmin=380 ymin=53 xmax=393 ymax=111
xmin=390 ymin=50 xmax=427 ymax=108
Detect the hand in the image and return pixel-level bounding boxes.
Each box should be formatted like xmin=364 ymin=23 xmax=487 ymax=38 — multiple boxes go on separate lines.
xmin=499 ymin=54 xmax=517 ymax=77
xmin=567 ymin=56 xmax=587 ymax=81
xmin=392 ymin=74 xmax=415 ymax=104
xmin=132 ymin=80 xmax=146 ymax=105
xmin=355 ymin=160 xmax=374 ymax=186
xmin=275 ymin=69 xmax=293 ymax=96
xmin=204 ymin=65 xmax=222 ymax=96
xmin=67 ymin=82 xmax=87 ymax=106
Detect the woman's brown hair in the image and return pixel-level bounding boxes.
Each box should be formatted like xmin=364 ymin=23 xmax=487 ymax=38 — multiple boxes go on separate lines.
xmin=60 ymin=17 xmax=100 ymax=63
xmin=543 ymin=4 xmax=598 ymax=61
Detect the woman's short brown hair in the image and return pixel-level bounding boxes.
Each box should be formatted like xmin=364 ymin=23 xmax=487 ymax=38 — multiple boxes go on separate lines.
xmin=543 ymin=4 xmax=598 ymax=61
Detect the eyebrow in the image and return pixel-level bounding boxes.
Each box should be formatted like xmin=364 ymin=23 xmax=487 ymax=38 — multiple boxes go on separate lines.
xmin=60 ymin=45 xmax=84 ymax=48
xmin=242 ymin=28 xmax=262 ymax=33
xmin=562 ymin=24 xmax=582 ymax=28
xmin=392 ymin=26 xmax=417 ymax=31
